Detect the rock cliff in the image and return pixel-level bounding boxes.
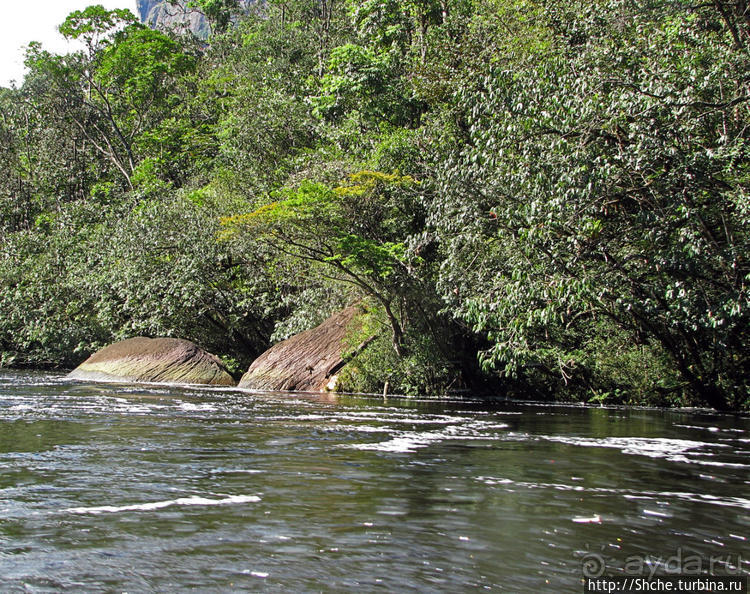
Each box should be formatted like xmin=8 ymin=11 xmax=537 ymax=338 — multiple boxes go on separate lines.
xmin=136 ymin=0 xmax=254 ymax=37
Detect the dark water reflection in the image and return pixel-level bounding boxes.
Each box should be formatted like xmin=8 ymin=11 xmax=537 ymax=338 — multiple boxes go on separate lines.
xmin=0 ymin=371 xmax=747 ymax=592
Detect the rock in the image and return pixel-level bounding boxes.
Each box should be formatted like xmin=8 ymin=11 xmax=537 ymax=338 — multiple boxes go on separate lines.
xmin=136 ymin=0 xmax=255 ymax=38
xmin=239 ymin=307 xmax=366 ymax=392
xmin=68 ymin=337 xmax=235 ymax=386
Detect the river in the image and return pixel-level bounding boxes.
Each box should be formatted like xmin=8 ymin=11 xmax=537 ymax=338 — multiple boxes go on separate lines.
xmin=0 ymin=370 xmax=747 ymax=592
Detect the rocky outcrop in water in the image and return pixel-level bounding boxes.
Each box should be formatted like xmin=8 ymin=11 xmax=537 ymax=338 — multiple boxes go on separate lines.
xmin=68 ymin=337 xmax=235 ymax=386
xmin=238 ymin=307 xmax=367 ymax=392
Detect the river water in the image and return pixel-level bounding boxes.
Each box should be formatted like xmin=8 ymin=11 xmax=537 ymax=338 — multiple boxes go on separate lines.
xmin=0 ymin=371 xmax=747 ymax=592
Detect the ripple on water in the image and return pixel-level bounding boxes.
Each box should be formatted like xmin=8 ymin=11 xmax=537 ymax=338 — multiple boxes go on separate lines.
xmin=0 ymin=370 xmax=748 ymax=591
xmin=344 ymin=420 xmax=510 ymax=452
xmin=65 ymin=494 xmax=262 ymax=515
xmin=531 ymin=434 xmax=748 ymax=468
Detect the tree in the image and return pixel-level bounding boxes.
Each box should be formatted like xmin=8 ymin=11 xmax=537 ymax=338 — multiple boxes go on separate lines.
xmin=24 ymin=7 xmax=198 ymax=191
xmin=187 ymin=0 xmax=241 ymax=35
xmin=221 ymin=171 xmax=421 ymax=356
xmin=58 ymin=4 xmax=137 ymax=53
xmin=202 ymin=8 xmax=321 ymax=197
xmin=431 ymin=0 xmax=750 ymax=409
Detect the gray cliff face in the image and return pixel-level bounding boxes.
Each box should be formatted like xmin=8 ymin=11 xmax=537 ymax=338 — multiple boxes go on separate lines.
xmin=136 ymin=0 xmax=210 ymax=37
xmin=136 ymin=0 xmax=254 ymax=38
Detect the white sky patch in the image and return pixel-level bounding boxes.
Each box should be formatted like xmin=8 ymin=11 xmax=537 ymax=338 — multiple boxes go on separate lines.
xmin=0 ymin=0 xmax=137 ymax=87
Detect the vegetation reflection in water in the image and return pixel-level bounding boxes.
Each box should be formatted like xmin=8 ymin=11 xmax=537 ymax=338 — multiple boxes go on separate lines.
xmin=0 ymin=371 xmax=747 ymax=592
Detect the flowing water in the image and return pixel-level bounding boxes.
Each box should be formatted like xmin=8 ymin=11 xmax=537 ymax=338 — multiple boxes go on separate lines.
xmin=0 ymin=370 xmax=748 ymax=592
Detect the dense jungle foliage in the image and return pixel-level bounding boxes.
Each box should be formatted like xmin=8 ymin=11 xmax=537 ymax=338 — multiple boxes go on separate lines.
xmin=0 ymin=0 xmax=748 ymax=410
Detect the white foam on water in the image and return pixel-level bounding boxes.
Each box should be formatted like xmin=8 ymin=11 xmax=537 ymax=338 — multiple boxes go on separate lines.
xmin=351 ymin=433 xmax=442 ymax=452
xmin=673 ymin=424 xmax=732 ymax=433
xmin=66 ymin=494 xmax=260 ymax=515
xmin=111 ymin=405 xmax=155 ymax=414
xmin=643 ymin=509 xmax=672 ymax=518
xmin=475 ymin=475 xmax=750 ymax=510
xmin=624 ymin=492 xmax=750 ymax=510
xmin=477 ymin=476 xmax=585 ymax=491
xmin=681 ymin=458 xmax=748 ymax=469
xmin=532 ymin=435 xmax=746 ymax=468
xmin=539 ymin=435 xmax=716 ymax=456
xmin=178 ymin=402 xmax=217 ymax=412
xmin=323 ymin=424 xmax=392 ymax=434
xmin=336 ymin=411 xmax=464 ymax=425
xmin=345 ymin=420 xmax=509 ymax=452
xmin=209 ymin=468 xmax=264 ymax=475
xmin=572 ymin=515 xmax=601 ymax=523
xmin=257 ymin=414 xmax=331 ymax=422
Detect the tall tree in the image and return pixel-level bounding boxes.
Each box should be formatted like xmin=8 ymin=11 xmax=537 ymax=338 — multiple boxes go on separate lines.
xmin=431 ymin=0 xmax=750 ymax=409
xmin=25 ymin=6 xmax=198 ymax=191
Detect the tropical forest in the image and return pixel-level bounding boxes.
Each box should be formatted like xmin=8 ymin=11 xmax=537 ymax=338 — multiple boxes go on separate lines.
xmin=1 ymin=0 xmax=749 ymax=411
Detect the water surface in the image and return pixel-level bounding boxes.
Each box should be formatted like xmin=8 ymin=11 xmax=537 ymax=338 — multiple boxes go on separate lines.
xmin=0 ymin=371 xmax=747 ymax=592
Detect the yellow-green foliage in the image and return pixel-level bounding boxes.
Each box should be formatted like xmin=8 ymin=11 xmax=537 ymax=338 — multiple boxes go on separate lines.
xmin=219 ymin=171 xmax=416 ymax=242
xmin=219 ymin=181 xmax=338 ymax=240
xmin=334 ymin=170 xmax=417 ymax=198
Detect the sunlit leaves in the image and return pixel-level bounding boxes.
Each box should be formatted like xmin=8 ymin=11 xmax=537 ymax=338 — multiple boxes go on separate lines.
xmin=431 ymin=0 xmax=750 ymax=408
xmin=59 ymin=5 xmax=138 ymax=52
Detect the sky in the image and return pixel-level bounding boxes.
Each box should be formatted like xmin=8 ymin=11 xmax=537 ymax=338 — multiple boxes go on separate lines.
xmin=0 ymin=0 xmax=138 ymax=87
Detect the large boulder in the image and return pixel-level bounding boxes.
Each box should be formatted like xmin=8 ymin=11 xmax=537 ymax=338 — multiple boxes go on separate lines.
xmin=68 ymin=337 xmax=235 ymax=386
xmin=239 ymin=307 xmax=365 ymax=392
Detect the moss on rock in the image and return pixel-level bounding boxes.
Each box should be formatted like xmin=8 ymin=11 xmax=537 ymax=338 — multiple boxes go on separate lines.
xmin=68 ymin=337 xmax=235 ymax=386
